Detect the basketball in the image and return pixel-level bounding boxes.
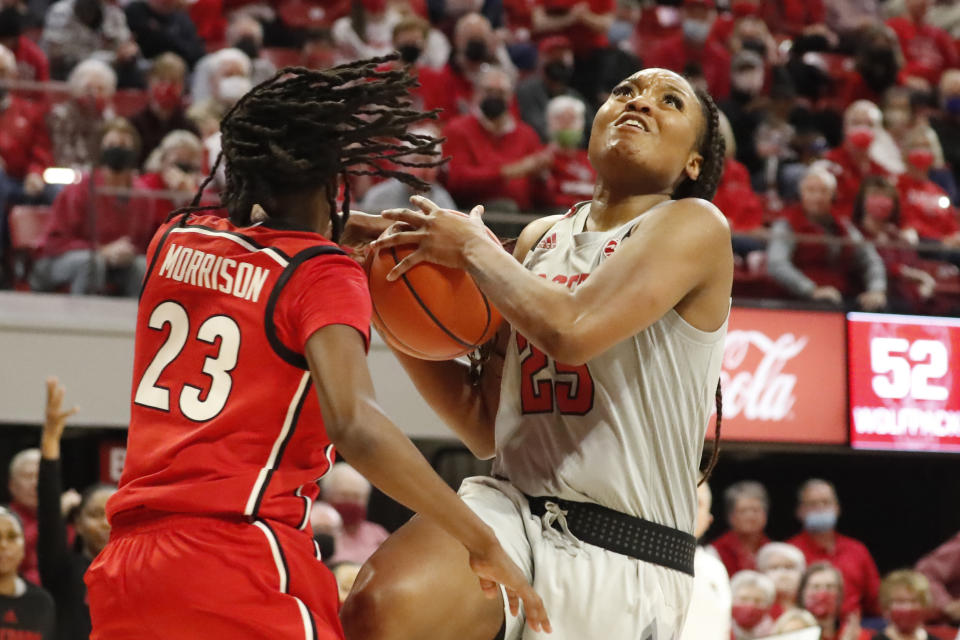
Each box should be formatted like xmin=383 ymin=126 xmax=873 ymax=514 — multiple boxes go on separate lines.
xmin=366 ymin=234 xmax=503 ymax=361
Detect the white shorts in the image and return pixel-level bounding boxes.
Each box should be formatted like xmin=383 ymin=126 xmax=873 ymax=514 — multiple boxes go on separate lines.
xmin=458 ymin=476 xmax=693 ymax=640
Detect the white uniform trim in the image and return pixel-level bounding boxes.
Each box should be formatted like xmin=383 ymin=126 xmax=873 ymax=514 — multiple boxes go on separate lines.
xmin=295 ymin=486 xmax=312 ymax=531
xmin=295 ymin=598 xmax=316 ymax=640
xmin=244 ymin=371 xmax=312 ymax=516
xmin=253 ymin=520 xmax=288 ymax=593
xmin=169 ymin=226 xmax=290 ymax=267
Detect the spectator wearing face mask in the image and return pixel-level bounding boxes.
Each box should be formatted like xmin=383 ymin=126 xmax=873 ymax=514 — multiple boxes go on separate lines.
xmin=419 ymin=12 xmax=516 ymax=121
xmin=823 ymin=100 xmax=891 ymax=219
xmin=720 ymin=50 xmax=766 ymax=176
xmin=789 ymin=479 xmax=881 ymax=618
xmin=530 ymin=0 xmax=614 ymax=101
xmin=887 ymin=0 xmax=958 ymax=90
xmin=359 ymin=123 xmax=456 ymax=214
xmin=896 ymin=130 xmax=960 ymax=255
xmin=0 ymin=2 xmax=49 ymax=82
xmin=679 ymin=479 xmax=732 ymax=640
xmin=769 ymin=166 xmax=888 ymax=310
xmin=873 ymin=570 xmax=945 ymax=640
xmin=137 ymin=129 xmax=207 ymax=221
xmin=646 ymin=0 xmax=731 ymax=101
xmin=852 ymin=176 xmax=941 ymax=314
xmin=931 ymin=69 xmax=960 ymax=189
xmin=730 ymin=570 xmax=777 ymax=640
xmin=443 ymin=65 xmax=549 ymax=212
xmin=800 ymin=562 xmax=872 ymax=640
xmin=48 ymin=58 xmax=116 ymax=168
xmin=516 ymin=36 xmax=592 ymax=144
xmin=711 ymin=481 xmax=771 ymax=579
xmin=124 ymin=0 xmax=205 ymax=67
xmin=187 ymin=47 xmax=252 ymax=139
xmin=320 ymin=463 xmax=389 ymax=566
xmin=542 ymin=94 xmax=595 ymax=211
xmin=41 ymin=0 xmax=142 ymax=86
xmin=385 ymin=9 xmax=449 ymax=70
xmin=332 ymin=0 xmax=401 ymax=63
xmin=31 ymin=119 xmax=158 ymax=296
xmin=757 ymin=542 xmax=807 ymax=619
xmin=189 ymin=13 xmax=274 ymax=100
xmin=130 ymin=53 xmax=196 ymax=166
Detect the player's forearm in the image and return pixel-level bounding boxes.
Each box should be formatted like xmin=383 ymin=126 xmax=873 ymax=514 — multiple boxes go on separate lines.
xmin=464 ymin=239 xmax=582 ymax=363
xmin=331 ymin=405 xmax=495 ymax=550
xmin=389 ymin=350 xmax=497 ymax=458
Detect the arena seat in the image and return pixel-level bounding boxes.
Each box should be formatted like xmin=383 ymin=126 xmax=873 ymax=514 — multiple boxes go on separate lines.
xmin=7 ymin=205 xmax=51 ymax=290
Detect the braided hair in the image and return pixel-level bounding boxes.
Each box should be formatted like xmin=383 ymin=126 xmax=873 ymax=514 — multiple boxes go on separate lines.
xmin=180 ymin=55 xmax=445 ymax=241
xmin=672 ymin=88 xmax=726 ymax=202
xmin=667 ymin=87 xmax=726 ymax=485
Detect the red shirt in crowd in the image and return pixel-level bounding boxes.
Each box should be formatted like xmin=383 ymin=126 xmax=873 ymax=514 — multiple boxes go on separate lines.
xmin=886 ymin=16 xmax=958 ymax=87
xmin=712 ymin=157 xmax=765 ymax=232
xmin=897 ymin=173 xmax=960 ymax=241
xmin=443 ymin=113 xmax=546 ymax=211
xmin=788 ymin=530 xmax=881 ymax=617
xmin=9 ymin=35 xmax=50 ymax=82
xmin=417 ymin=65 xmax=474 ymax=123
xmin=534 ymin=0 xmax=615 ymax=54
xmin=109 ymin=213 xmax=369 ymax=530
xmin=711 ymin=530 xmax=771 ymax=578
xmin=545 ymin=148 xmax=595 ymax=210
xmin=36 ymin=171 xmax=167 ymax=259
xmin=0 ymin=96 xmax=52 ymax=180
xmin=823 ymin=146 xmax=889 ymax=220
xmin=916 ymin=531 xmax=960 ymax=614
xmin=9 ymin=501 xmax=39 ymax=586
xmin=645 ymin=33 xmax=731 ymax=100
xmin=762 ymin=0 xmax=825 ymax=37
xmin=777 ymin=204 xmax=862 ymax=295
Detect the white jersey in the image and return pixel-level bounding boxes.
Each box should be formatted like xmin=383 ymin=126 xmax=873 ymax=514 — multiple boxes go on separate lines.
xmin=493 ymin=202 xmax=728 ymax=534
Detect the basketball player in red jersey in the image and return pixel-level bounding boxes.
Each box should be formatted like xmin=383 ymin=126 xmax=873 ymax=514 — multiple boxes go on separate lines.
xmin=83 ymin=58 xmax=550 ymax=639
xmin=341 ymin=68 xmax=732 ymax=640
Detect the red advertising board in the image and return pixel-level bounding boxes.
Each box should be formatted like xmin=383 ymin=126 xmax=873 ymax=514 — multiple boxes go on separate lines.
xmin=848 ymin=312 xmax=960 ymax=452
xmin=706 ymin=307 xmax=848 ymax=444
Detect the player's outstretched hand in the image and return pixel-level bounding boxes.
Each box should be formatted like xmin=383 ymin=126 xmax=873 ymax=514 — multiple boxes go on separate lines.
xmin=467 ymin=535 xmax=552 ymax=634
xmin=339 ymin=211 xmax=394 ymax=261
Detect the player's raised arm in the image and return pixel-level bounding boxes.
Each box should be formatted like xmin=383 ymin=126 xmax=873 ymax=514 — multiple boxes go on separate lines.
xmin=304 ymin=325 xmax=551 ymax=634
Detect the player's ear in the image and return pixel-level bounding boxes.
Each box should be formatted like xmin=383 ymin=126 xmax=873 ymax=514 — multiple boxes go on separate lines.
xmin=683 ymin=151 xmax=703 ymax=183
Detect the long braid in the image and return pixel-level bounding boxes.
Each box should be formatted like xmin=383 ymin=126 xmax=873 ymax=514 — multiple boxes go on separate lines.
xmin=672 ymin=88 xmax=725 ymax=201
xmin=699 ymin=381 xmax=722 ymax=486
xmin=172 ymin=55 xmax=446 ymax=238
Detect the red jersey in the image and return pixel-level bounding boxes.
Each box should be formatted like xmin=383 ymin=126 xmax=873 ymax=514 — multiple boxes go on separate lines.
xmin=897 ymin=173 xmax=960 ymax=240
xmin=108 ymin=213 xmax=371 ymax=532
xmin=712 ymin=157 xmax=765 ymax=232
xmin=886 ymin=17 xmax=958 ymax=87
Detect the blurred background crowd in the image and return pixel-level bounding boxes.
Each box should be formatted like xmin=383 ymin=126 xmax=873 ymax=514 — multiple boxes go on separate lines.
xmin=0 ymin=0 xmax=957 ymax=314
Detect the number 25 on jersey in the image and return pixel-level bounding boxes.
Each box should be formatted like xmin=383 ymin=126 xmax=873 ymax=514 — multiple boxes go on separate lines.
xmin=516 ymin=333 xmax=594 ymax=415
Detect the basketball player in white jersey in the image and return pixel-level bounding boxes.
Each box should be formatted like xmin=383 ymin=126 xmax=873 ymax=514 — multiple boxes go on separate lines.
xmin=341 ymin=67 xmax=733 ymax=640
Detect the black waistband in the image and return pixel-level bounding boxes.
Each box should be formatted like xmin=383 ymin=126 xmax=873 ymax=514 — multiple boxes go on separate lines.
xmin=525 ymin=495 xmax=696 ymax=576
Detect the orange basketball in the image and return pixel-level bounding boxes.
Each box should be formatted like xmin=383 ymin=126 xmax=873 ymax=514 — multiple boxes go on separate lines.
xmin=367 ymin=236 xmax=503 ymax=361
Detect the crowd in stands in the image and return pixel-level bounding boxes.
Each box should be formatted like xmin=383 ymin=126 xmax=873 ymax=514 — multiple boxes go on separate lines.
xmin=682 ymin=478 xmax=960 ymax=640
xmin=0 ymin=0 xmax=958 ymax=311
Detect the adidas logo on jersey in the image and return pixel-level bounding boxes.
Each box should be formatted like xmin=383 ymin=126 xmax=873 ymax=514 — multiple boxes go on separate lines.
xmin=537 ymin=233 xmax=557 ymax=251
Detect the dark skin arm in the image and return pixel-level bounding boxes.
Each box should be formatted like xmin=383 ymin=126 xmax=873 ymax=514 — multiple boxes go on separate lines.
xmin=379 ymin=214 xmax=560 ymax=459
xmin=304 ymin=325 xmax=551 ymax=634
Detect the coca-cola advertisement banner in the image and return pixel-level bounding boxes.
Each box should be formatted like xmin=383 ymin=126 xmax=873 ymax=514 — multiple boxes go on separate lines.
xmin=848 ymin=313 xmax=960 ymax=452
xmin=706 ymin=308 xmax=848 ymax=444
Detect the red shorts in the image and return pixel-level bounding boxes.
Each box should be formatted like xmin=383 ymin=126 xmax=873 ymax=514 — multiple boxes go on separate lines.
xmin=85 ymin=512 xmax=343 ymax=640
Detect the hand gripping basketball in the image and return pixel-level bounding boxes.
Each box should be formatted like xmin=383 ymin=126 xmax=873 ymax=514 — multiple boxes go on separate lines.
xmin=468 ymin=539 xmax=553 ymax=634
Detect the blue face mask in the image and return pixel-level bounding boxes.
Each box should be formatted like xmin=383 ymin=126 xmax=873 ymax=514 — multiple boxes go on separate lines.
xmin=945 ymin=96 xmax=960 ymax=116
xmin=682 ymin=19 xmax=711 ymax=45
xmin=804 ymin=509 xmax=837 ymax=533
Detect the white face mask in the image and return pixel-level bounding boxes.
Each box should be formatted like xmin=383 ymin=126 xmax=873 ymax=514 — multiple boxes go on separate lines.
xmin=218 ymin=75 xmax=252 ymax=104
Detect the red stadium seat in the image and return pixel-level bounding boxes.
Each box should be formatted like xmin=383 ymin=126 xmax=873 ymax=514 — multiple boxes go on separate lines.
xmin=8 ymin=205 xmax=51 ymax=290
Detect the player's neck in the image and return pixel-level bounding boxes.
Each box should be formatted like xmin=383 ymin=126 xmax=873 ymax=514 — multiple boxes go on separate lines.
xmin=588 ymin=184 xmax=670 ymax=232
xmin=0 ymin=573 xmax=16 ymax=596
